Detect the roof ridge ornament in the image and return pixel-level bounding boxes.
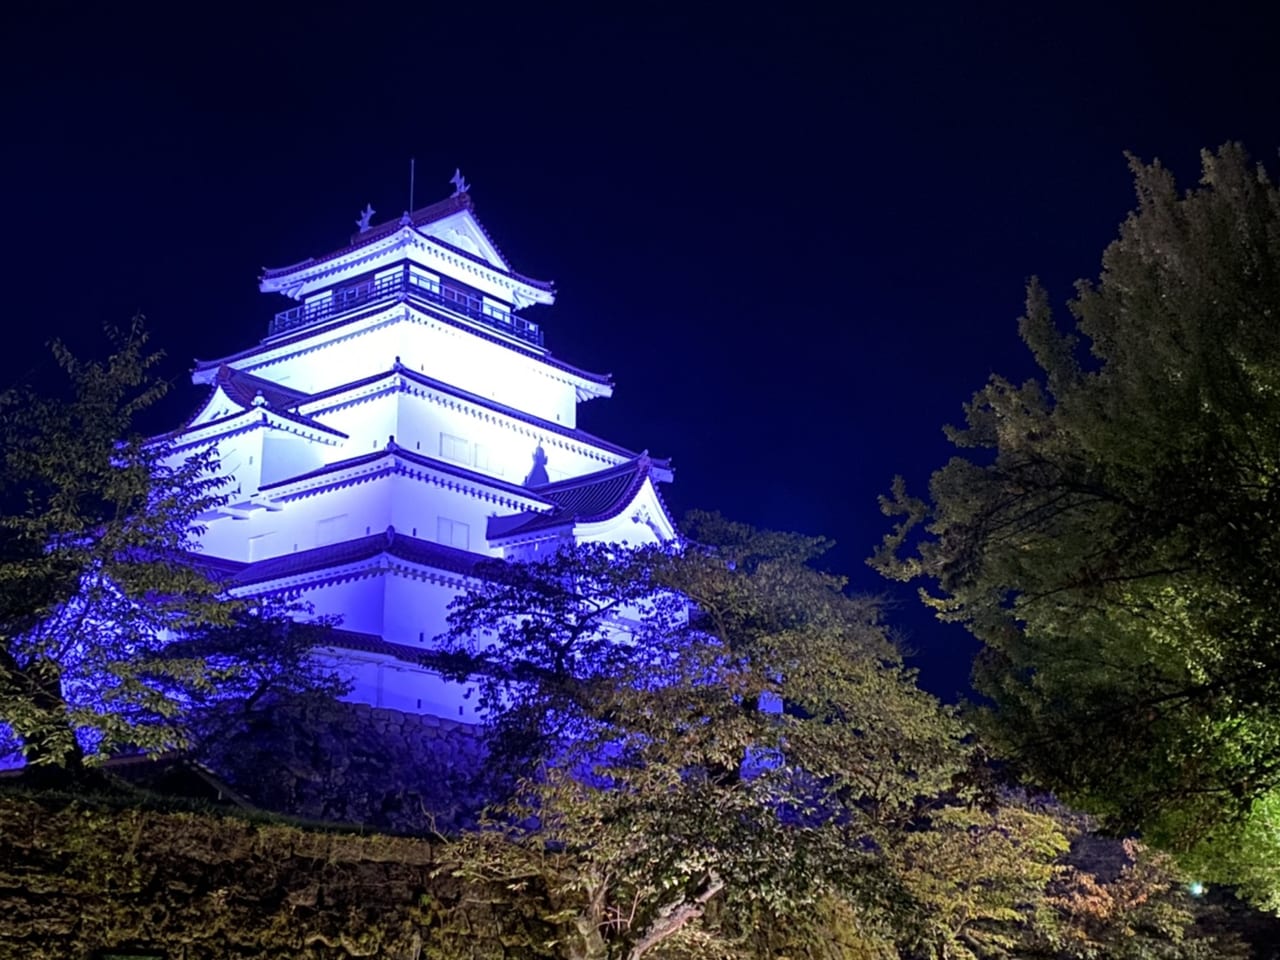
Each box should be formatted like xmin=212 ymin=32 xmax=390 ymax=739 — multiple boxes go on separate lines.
xmin=523 ymin=444 xmax=549 ymax=487
xmin=355 ymin=203 xmax=375 ymax=233
xmin=450 ymin=168 xmax=470 ymax=198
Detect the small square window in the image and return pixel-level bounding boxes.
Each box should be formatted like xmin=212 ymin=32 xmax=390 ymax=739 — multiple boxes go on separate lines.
xmin=437 ymin=517 xmax=470 ymax=550
xmin=439 ymin=433 xmax=470 ymax=463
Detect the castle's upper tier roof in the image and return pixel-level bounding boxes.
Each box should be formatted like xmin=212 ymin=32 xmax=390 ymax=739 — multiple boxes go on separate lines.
xmin=260 ymin=191 xmax=554 ymax=295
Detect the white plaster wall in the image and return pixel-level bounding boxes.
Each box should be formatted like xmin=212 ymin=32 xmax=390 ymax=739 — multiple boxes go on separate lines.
xmin=244 ymin=313 xmax=580 ymax=427
xmin=398 ymin=318 xmax=576 ymax=426
xmin=307 ymin=390 xmax=619 ymax=487
xmin=219 ymin=470 xmax=510 ymax=562
xmin=259 ymin=481 xmax=394 ymax=557
xmin=336 ymin=652 xmax=479 ymax=720
xmin=391 ymin=474 xmax=513 ymax=555
xmin=293 ymin=575 xmax=387 ymax=636
xmin=260 ymin=431 xmax=326 ymax=488
xmin=381 ymin=575 xmax=459 ymax=647
xmin=210 ymin=432 xmax=264 ymax=503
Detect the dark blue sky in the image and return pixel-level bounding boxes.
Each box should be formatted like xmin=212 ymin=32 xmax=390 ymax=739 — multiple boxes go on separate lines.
xmin=4 ymin=3 xmax=1277 ymax=698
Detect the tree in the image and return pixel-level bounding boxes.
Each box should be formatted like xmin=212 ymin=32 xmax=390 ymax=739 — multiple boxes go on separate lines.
xmin=872 ymin=144 xmax=1280 ymax=907
xmin=438 ymin=515 xmax=970 ymax=958
xmin=168 ymin=601 xmax=350 ymax=796
xmin=890 ymin=793 xmax=1241 ymax=959
xmin=0 ymin=319 xmax=341 ymax=773
xmin=439 ymin=517 xmax=1232 ymax=957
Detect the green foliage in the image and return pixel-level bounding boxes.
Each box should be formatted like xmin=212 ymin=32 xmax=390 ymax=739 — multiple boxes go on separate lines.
xmin=872 ymin=144 xmax=1280 ymax=905
xmin=0 ymin=319 xmax=231 ymax=766
xmin=890 ymin=795 xmax=1241 ymax=959
xmin=0 ymin=791 xmax=550 ymax=959
xmin=0 ymin=501 xmax=1238 ymax=958
xmin=0 ymin=788 xmax=1239 ymax=960
xmin=169 ymin=601 xmax=351 ymax=776
xmin=440 ymin=515 xmax=969 ymax=958
xmin=890 ymin=800 xmax=1068 ymax=957
xmin=438 ymin=515 xmax=1230 ymax=957
xmin=0 ymin=319 xmax=343 ymax=771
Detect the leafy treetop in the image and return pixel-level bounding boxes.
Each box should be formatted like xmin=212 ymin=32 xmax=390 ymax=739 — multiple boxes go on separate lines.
xmin=873 ymin=144 xmax=1280 ymax=909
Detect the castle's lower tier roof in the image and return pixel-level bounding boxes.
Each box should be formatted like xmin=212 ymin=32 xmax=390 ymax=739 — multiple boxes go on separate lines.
xmin=191 ymin=457 xmax=673 ymax=591
xmin=200 ymin=527 xmax=488 ymax=589
xmin=212 ymin=363 xmax=310 ymax=411
xmin=486 ymin=455 xmax=666 ymax=540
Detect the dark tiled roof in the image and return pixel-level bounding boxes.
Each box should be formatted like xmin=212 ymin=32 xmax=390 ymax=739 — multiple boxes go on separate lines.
xmin=229 ymin=528 xmax=487 ymax=587
xmin=320 ymin=626 xmax=467 ymax=668
xmin=261 ymin=407 xmax=348 ymax=438
xmin=213 ymin=364 xmax=311 ymax=411
xmin=345 ymin=195 xmax=473 ymax=249
xmin=486 ymin=456 xmax=660 ymax=540
xmin=261 ymin=195 xmax=471 ymax=281
xmin=258 ymin=441 xmax=554 ymax=507
xmin=187 ymin=552 xmax=249 ymax=581
xmin=260 ymin=192 xmax=552 ymax=293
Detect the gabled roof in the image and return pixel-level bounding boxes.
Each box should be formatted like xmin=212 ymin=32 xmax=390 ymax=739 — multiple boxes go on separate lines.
xmin=222 ymin=527 xmax=488 ymax=588
xmin=343 ymin=194 xmax=475 ymax=250
xmin=487 ymin=455 xmax=671 ymax=540
xmin=365 ymin=193 xmax=512 ymax=273
xmin=260 ymin=191 xmax=553 ymax=293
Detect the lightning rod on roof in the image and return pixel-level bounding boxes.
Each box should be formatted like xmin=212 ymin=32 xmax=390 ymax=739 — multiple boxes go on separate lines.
xmin=409 ymin=157 xmax=416 ymax=213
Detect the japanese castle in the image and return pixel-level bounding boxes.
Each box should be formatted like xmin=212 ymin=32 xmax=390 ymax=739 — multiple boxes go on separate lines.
xmin=167 ymin=177 xmax=676 ymax=720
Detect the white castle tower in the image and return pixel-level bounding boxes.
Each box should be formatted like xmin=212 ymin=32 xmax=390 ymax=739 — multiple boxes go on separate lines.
xmin=165 ymin=180 xmax=676 ymax=720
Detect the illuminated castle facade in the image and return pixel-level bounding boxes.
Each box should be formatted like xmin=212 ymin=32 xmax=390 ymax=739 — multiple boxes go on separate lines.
xmin=166 ymin=183 xmax=676 ymax=721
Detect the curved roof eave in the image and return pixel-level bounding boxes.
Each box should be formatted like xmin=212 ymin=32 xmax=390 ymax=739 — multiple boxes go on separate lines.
xmin=192 ymin=304 xmax=613 ymax=389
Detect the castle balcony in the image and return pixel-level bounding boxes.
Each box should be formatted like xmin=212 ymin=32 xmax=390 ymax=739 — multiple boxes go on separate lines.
xmin=267 ymin=270 xmax=544 ymax=346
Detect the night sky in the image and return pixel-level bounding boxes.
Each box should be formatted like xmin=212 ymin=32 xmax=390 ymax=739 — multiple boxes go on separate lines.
xmin=4 ymin=3 xmax=1278 ymax=699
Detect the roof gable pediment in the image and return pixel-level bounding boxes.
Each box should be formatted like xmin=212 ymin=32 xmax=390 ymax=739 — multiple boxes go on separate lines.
xmin=187 ymin=385 xmax=240 ymax=428
xmin=259 ymin=194 xmax=548 ymax=304
xmin=486 ymin=456 xmax=677 ymax=545
xmin=417 ymin=209 xmax=509 ymax=271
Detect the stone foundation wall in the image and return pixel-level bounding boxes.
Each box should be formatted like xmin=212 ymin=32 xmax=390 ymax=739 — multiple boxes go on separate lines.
xmin=199 ymin=700 xmax=495 ymax=834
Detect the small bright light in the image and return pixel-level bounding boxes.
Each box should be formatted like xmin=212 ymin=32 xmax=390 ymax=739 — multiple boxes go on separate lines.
xmin=1188 ymin=881 xmax=1205 ymax=897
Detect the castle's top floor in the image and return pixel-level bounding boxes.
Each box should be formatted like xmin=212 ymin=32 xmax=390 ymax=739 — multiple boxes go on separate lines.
xmin=191 ymin=178 xmax=616 ymax=429
xmin=260 ymin=189 xmax=555 ymax=350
